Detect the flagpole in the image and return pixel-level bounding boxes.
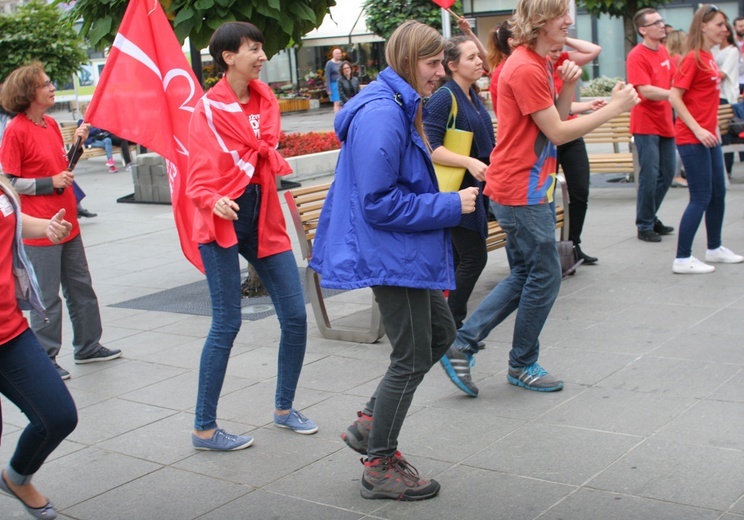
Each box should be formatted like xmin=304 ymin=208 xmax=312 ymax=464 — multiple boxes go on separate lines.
xmin=442 ymin=8 xmax=451 ymax=38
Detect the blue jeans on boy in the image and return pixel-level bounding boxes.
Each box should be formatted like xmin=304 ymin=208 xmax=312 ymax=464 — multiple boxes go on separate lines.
xmin=452 ymin=201 xmax=561 ymax=368
xmin=0 ymin=328 xmax=77 ymax=484
xmin=675 ymin=143 xmax=726 ymax=259
xmin=635 ymin=134 xmax=676 ymax=231
xmin=89 ymin=137 xmax=114 ymax=160
xmin=194 ymin=185 xmax=307 ymax=431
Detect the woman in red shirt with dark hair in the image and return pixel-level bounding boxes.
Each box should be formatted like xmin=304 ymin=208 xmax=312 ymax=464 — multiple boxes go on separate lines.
xmin=670 ymin=4 xmax=744 ymax=274
xmin=0 ymin=176 xmax=76 ymax=520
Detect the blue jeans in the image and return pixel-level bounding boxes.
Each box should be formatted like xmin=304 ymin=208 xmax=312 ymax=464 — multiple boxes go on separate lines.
xmin=635 ymin=134 xmax=676 ymax=231
xmin=89 ymin=137 xmax=113 ymax=160
xmin=453 ymin=201 xmax=561 ymax=367
xmin=194 ymin=185 xmax=308 ymax=431
xmin=675 ymin=143 xmax=726 ymax=259
xmin=0 ymin=328 xmax=77 ymax=484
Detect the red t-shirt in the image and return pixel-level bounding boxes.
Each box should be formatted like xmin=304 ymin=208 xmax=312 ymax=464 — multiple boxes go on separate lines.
xmin=673 ymin=50 xmax=722 ymax=145
xmin=490 ymin=62 xmax=506 ymax=117
xmin=0 ymin=192 xmax=29 ymax=344
xmin=626 ymin=44 xmax=675 ymax=137
xmin=0 ymin=115 xmax=79 ymax=246
xmin=487 ymin=45 xmax=556 ymax=206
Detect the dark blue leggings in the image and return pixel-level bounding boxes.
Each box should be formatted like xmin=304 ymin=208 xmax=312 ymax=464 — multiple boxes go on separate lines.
xmin=675 ymin=143 xmax=726 ymax=259
xmin=0 ymin=328 xmax=77 ymax=484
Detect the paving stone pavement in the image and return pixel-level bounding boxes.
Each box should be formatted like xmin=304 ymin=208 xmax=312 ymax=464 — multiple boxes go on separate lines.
xmin=2 ymin=108 xmax=744 ymax=519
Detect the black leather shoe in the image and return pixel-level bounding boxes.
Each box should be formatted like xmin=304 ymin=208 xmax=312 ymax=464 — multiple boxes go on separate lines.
xmin=654 ymin=219 xmax=674 ymax=235
xmin=575 ymin=245 xmax=598 ymax=264
xmin=77 ymin=207 xmax=98 ymax=218
xmin=638 ymin=229 xmax=661 ymax=242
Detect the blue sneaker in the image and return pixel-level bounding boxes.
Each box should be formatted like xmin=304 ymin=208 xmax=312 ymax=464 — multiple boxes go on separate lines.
xmin=507 ymin=362 xmax=563 ymax=392
xmin=274 ymin=409 xmax=318 ymax=435
xmin=192 ymin=429 xmax=254 ymax=451
xmin=440 ymin=345 xmax=479 ymax=397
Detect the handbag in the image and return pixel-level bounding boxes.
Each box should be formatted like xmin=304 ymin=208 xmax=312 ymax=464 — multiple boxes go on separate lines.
xmin=433 ymin=88 xmax=474 ymax=192
xmin=729 ymin=116 xmax=744 ymax=137
xmin=557 ymin=240 xmax=583 ymax=278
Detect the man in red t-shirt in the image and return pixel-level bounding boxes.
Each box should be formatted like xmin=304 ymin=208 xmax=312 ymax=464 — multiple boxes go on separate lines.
xmin=439 ymin=0 xmax=639 ymax=398
xmin=627 ymin=8 xmax=676 ymax=242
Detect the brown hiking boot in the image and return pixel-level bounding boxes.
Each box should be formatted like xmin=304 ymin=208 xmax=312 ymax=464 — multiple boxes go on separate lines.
xmin=341 ymin=411 xmax=372 ymax=454
xmin=360 ymin=452 xmax=440 ymax=501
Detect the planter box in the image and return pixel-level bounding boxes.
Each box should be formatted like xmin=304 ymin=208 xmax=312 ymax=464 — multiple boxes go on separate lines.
xmin=284 ymin=149 xmax=340 ymax=180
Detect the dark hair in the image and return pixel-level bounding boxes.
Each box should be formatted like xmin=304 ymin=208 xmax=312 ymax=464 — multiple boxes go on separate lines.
xmin=724 ymin=22 xmax=736 ymax=46
xmin=209 ymin=22 xmax=264 ymax=71
xmin=443 ymin=36 xmax=473 ymax=77
xmin=633 ymin=8 xmax=657 ymax=36
xmin=487 ymin=21 xmax=513 ymax=70
xmin=340 ymin=60 xmax=354 ymax=77
xmin=735 ymin=16 xmax=744 ymax=24
xmin=1 ymin=62 xmax=45 ymax=114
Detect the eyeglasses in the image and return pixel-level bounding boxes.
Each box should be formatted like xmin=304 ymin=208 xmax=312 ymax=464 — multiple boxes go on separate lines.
xmin=37 ymin=80 xmax=53 ymax=90
xmin=642 ymin=19 xmax=666 ymax=28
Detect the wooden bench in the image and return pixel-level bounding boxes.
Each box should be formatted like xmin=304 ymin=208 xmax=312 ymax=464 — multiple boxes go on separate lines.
xmin=493 ymin=113 xmax=636 ymax=178
xmin=59 ymin=122 xmax=135 ymax=163
xmin=718 ymin=103 xmax=744 ymax=155
xmin=284 ymin=180 xmax=568 ymax=343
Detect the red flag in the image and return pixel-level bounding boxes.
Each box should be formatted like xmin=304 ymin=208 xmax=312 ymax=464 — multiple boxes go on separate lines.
xmin=85 ymin=0 xmax=205 ymax=271
xmin=431 ymin=0 xmax=457 ymax=9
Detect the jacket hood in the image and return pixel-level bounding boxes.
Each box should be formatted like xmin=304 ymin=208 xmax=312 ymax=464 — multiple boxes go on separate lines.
xmin=334 ymin=67 xmax=421 ymax=142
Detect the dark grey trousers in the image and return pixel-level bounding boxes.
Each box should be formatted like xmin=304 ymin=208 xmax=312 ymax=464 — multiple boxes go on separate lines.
xmin=26 ymin=234 xmax=103 ymax=359
xmin=364 ymin=286 xmax=456 ymax=459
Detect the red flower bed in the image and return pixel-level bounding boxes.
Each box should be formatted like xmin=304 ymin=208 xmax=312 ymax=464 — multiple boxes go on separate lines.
xmin=278 ymin=131 xmax=341 ymax=158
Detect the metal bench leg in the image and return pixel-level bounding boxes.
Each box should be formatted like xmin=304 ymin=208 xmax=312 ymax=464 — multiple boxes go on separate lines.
xmin=306 ymin=267 xmax=385 ymax=343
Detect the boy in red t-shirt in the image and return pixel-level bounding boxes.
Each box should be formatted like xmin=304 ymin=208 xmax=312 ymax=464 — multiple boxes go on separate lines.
xmin=626 ymin=8 xmax=677 ymax=243
xmin=439 ymin=0 xmax=639 ymax=397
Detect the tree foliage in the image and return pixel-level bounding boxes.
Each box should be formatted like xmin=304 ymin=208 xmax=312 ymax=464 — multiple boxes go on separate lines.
xmin=363 ymin=0 xmax=461 ymax=40
xmin=0 ymin=1 xmax=88 ymax=83
xmin=65 ymin=0 xmax=336 ymax=59
xmin=579 ymin=0 xmax=671 ymax=55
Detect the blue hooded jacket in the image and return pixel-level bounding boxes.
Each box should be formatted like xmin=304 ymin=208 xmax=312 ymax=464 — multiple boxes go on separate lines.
xmin=309 ymin=67 xmax=462 ymax=290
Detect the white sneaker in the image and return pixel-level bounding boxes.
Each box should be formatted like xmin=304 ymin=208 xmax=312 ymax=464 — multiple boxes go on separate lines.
xmin=673 ymin=256 xmax=715 ymax=274
xmin=705 ymin=246 xmax=744 ymax=264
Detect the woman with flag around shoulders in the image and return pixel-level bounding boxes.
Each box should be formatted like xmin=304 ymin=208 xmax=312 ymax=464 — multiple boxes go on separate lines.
xmin=186 ymin=21 xmax=318 ymax=452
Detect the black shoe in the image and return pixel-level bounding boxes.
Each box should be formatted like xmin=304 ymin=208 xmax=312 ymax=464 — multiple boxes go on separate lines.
xmin=654 ymin=219 xmax=674 ymax=235
xmin=575 ymin=245 xmax=598 ymax=264
xmin=638 ymin=229 xmax=661 ymax=242
xmin=74 ymin=346 xmax=122 ymax=364
xmin=77 ymin=207 xmax=98 ymax=218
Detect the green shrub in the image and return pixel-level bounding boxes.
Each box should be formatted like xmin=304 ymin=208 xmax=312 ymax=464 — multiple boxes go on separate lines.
xmin=580 ymin=76 xmax=623 ymax=97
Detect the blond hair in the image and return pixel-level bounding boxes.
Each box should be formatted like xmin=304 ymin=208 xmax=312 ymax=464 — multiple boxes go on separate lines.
xmin=511 ymin=0 xmax=570 ymax=48
xmin=384 ymin=20 xmax=444 ymax=150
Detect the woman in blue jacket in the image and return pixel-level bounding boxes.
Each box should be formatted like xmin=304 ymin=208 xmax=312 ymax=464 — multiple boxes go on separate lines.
xmin=310 ymin=20 xmax=478 ymax=501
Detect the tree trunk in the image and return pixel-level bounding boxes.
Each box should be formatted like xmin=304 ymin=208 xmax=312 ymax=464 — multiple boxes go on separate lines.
xmin=624 ymin=15 xmax=638 ymax=57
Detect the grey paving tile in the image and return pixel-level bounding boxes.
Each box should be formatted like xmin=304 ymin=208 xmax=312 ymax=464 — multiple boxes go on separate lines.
xmin=173 ymin=427 xmax=341 ymax=488
xmin=64 ymin=466 xmax=251 ymax=520
xmin=596 ymin=356 xmax=740 ymax=399
xmin=397 ymin=406 xmax=524 ymax=462
xmin=36 ymin=446 xmax=162 ymax=511
xmin=198 ymin=489 xmax=366 ymax=519
xmin=374 ymin=464 xmax=575 ymax=520
xmin=66 ymin=397 xmax=177 ymax=445
xmin=540 ymin=488 xmax=722 ymax=520
xmin=688 ymin=307 xmax=744 ymax=336
xmin=652 ymin=330 xmax=744 ymax=366
xmin=227 ymin=345 xmax=326 ymax=382
xmin=708 ymin=370 xmax=744 ymax=403
xmin=535 ymin=346 xmax=637 ymax=386
xmin=559 ymin=320 xmax=679 ymax=356
xmin=65 ymin=358 xmax=188 ymax=398
xmin=654 ymin=399 xmax=744 ymax=450
xmin=535 ymin=387 xmax=695 ymax=436
xmin=587 ymin=439 xmax=744 ymax=510
xmin=465 ymin=423 xmax=641 ymax=486
xmin=296 ymin=353 xmax=390 ymax=393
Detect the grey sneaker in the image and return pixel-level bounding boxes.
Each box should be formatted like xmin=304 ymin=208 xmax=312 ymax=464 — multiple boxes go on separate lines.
xmin=53 ymin=360 xmax=70 ymax=380
xmin=361 ymin=452 xmax=440 ymax=501
xmin=341 ymin=411 xmax=372 ymax=454
xmin=507 ymin=362 xmax=563 ymax=392
xmin=192 ymin=429 xmax=254 ymax=451
xmin=439 ymin=345 xmax=478 ymax=397
xmin=74 ymin=346 xmax=122 ymax=364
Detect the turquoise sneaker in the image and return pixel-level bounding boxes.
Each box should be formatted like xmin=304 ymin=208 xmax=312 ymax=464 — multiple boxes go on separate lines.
xmin=507 ymin=362 xmax=563 ymax=392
